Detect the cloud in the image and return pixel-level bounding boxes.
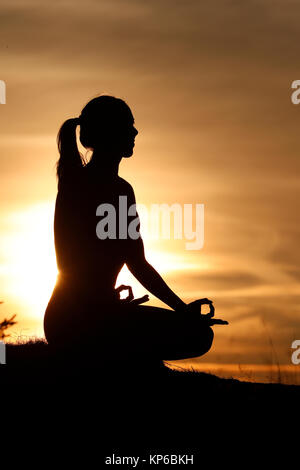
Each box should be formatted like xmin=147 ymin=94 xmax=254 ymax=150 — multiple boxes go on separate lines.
xmin=170 ymin=270 xmax=264 ymax=291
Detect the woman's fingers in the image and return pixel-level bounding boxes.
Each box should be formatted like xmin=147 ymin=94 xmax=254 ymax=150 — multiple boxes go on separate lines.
xmin=124 ymin=286 xmax=134 ymax=302
xmin=209 ymin=318 xmax=229 ymax=325
xmin=116 ymin=285 xmax=151 ymax=306
xmin=189 ymin=298 xmax=213 ymax=306
xmin=116 ymin=284 xmax=133 ymax=295
xmin=199 ymin=315 xmax=228 ymax=326
xmin=115 ymin=284 xmax=129 ymax=294
xmin=207 ymin=302 xmax=215 ymax=318
xmin=130 ymin=295 xmax=149 ymax=306
xmin=187 ymin=298 xmax=214 ymax=316
xmin=115 ymin=284 xmax=134 ymax=302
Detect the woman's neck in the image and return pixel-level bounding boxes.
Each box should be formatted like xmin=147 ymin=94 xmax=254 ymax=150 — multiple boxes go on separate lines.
xmin=87 ymin=151 xmax=121 ymax=178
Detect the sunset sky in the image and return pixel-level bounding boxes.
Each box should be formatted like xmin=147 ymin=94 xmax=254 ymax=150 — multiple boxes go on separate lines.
xmin=1 ymin=0 xmax=300 ymax=371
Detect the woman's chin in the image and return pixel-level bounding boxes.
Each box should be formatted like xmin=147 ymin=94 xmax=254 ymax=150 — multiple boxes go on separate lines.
xmin=123 ymin=148 xmax=134 ymax=158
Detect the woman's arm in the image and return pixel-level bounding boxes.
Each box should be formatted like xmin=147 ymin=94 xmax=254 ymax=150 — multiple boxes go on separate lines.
xmin=126 ymin=238 xmax=187 ymax=311
xmin=125 ymin=183 xmax=186 ymax=310
xmin=128 ymin=259 xmax=187 ymax=311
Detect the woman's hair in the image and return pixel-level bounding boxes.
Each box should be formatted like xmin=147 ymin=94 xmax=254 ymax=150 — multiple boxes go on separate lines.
xmin=56 ymin=94 xmax=130 ymax=189
xmin=56 ymin=117 xmax=83 ymax=189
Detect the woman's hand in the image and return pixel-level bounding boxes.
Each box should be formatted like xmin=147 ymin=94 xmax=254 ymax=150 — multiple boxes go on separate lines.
xmin=184 ymin=298 xmax=214 ymax=316
xmin=182 ymin=298 xmax=228 ymax=326
xmin=115 ymin=284 xmax=150 ymax=306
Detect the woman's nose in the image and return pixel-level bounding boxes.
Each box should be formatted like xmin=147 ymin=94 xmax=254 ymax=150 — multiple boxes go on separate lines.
xmin=133 ymin=127 xmax=138 ymax=137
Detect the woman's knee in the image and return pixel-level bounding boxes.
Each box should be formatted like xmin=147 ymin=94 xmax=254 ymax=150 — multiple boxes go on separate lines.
xmin=199 ymin=326 xmax=214 ymax=356
xmin=207 ymin=326 xmax=214 ymax=350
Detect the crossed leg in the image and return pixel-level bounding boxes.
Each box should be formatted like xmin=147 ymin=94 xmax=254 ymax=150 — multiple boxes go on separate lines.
xmin=104 ymin=303 xmax=214 ymax=361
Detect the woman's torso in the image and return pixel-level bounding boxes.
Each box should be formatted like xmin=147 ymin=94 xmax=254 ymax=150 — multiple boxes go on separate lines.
xmin=44 ymin=167 xmax=138 ymax=344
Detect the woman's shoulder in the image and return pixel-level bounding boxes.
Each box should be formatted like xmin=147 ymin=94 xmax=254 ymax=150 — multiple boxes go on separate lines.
xmin=117 ymin=176 xmax=132 ymax=187
xmin=117 ymin=177 xmax=135 ymax=194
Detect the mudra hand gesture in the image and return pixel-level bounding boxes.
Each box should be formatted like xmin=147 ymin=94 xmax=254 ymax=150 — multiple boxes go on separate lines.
xmin=183 ymin=298 xmax=228 ymax=326
xmin=115 ymin=284 xmax=149 ymax=306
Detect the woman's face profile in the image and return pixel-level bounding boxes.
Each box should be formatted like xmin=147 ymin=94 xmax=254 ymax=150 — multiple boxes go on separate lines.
xmin=91 ymin=104 xmax=138 ymax=159
xmin=113 ymin=108 xmax=138 ymax=159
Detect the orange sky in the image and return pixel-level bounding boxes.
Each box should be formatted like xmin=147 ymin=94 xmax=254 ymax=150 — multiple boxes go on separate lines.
xmin=0 ymin=1 xmax=300 ymax=367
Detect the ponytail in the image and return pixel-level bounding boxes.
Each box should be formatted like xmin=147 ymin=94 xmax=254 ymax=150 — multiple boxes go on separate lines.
xmin=56 ymin=117 xmax=84 ymax=190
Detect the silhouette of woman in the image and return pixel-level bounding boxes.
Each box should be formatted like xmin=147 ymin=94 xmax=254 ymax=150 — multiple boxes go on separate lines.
xmin=44 ymin=95 xmax=227 ymax=367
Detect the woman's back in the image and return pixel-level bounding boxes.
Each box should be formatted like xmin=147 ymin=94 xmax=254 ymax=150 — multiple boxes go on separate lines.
xmin=44 ymin=166 xmax=140 ymax=345
xmin=54 ymin=167 xmax=138 ymax=294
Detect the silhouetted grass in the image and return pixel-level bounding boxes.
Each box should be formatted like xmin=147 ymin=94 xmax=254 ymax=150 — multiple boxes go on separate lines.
xmin=2 ymin=338 xmax=298 ymax=452
xmin=2 ymin=338 xmax=299 ymax=398
xmin=0 ymin=301 xmax=17 ymax=340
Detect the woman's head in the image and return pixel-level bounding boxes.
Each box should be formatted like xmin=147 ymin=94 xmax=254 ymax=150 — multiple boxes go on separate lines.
xmin=79 ymin=95 xmax=138 ymax=157
xmin=56 ymin=94 xmax=138 ymax=187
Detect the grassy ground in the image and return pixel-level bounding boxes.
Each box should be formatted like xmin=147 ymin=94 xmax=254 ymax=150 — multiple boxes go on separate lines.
xmin=2 ymin=339 xmax=299 ymax=405
xmin=1 ymin=339 xmax=299 ymax=461
xmin=2 ymin=338 xmax=298 ymax=390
